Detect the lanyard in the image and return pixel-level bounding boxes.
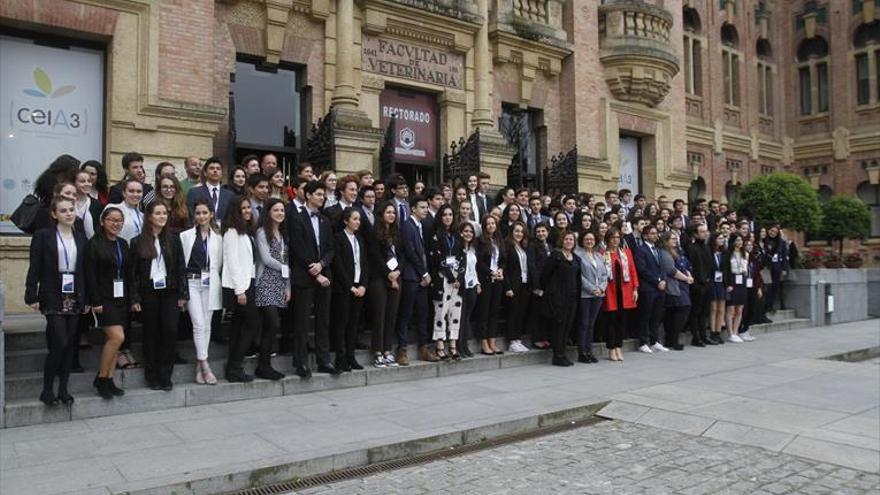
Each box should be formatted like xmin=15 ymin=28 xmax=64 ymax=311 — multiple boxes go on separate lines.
xmin=155 ymin=237 xmax=164 ymax=266
xmin=131 ymin=208 xmax=142 ymax=233
xmin=56 ymin=230 xmax=71 ymax=271
xmin=202 ymin=232 xmax=210 ymax=269
xmin=278 ymin=236 xmax=287 ymax=263
xmin=445 ymin=234 xmax=454 ymax=252
xmin=114 ymin=239 xmax=123 ymax=278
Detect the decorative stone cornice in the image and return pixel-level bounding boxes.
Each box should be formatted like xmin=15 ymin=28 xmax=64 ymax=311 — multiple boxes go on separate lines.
xmin=490 ymin=29 xmax=571 ymax=108
xmin=598 ymin=0 xmax=680 ymax=107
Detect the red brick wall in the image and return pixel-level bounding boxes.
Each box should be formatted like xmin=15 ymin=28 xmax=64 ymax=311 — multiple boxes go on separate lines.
xmin=1 ymin=0 xmax=118 ymax=37
xmin=158 ymin=0 xmax=215 ymax=107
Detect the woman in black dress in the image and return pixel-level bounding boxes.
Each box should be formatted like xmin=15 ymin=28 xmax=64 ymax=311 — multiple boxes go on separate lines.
xmin=84 ymin=206 xmax=130 ymax=399
xmin=541 ymin=231 xmax=581 ymax=367
xmin=723 ymin=233 xmax=748 ymax=343
xmin=526 ymin=223 xmax=553 ymax=349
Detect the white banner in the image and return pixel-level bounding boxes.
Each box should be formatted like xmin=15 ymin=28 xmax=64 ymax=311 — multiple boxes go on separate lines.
xmin=618 ymin=136 xmax=640 ymax=194
xmin=0 ymin=35 xmax=104 ymax=233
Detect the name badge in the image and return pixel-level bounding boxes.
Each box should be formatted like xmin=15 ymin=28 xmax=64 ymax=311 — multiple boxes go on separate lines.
xmin=201 ymin=271 xmax=211 ymax=287
xmin=714 ymin=271 xmax=723 ymax=283
xmin=280 ymin=265 xmax=290 ymax=279
xmin=746 ymin=278 xmax=754 ymax=288
xmin=735 ymin=274 xmax=744 ymax=285
xmin=113 ymin=278 xmax=125 ymax=298
xmin=772 ymin=254 xmax=779 ymax=263
xmin=386 ymin=257 xmax=399 ymax=271
xmin=153 ymin=277 xmax=167 ymax=290
xmin=445 ymin=256 xmax=457 ymax=269
xmin=61 ymin=273 xmax=75 ymax=294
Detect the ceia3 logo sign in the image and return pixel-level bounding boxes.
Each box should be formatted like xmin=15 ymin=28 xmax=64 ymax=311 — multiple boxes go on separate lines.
xmin=13 ymin=68 xmax=86 ymax=135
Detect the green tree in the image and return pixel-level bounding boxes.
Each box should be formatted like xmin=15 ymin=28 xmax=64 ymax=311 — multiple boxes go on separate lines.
xmin=733 ymin=173 xmax=821 ymax=232
xmin=819 ymin=195 xmax=871 ymax=256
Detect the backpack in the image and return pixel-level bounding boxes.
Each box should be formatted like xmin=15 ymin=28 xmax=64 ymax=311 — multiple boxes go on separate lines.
xmin=10 ymin=194 xmax=42 ymax=234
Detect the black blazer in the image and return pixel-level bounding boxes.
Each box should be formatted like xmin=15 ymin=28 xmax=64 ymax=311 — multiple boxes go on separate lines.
xmin=722 ymin=251 xmax=748 ymax=288
xmin=84 ymin=234 xmax=132 ymax=306
xmin=128 ymin=232 xmax=189 ymax=304
xmin=427 ymin=229 xmax=465 ymax=300
xmin=540 ymin=250 xmax=581 ymax=318
xmin=332 ymin=231 xmax=370 ymax=293
xmin=475 ymin=237 xmax=507 ymax=286
xmin=686 ymin=240 xmax=714 ymax=287
xmin=187 ymin=184 xmax=233 ymax=224
xmin=289 ymin=207 xmax=335 ymax=288
xmin=366 ymin=228 xmax=402 ymax=282
xmin=400 ymin=216 xmax=429 ymax=282
xmin=503 ymin=242 xmax=530 ymax=294
xmin=25 ymin=228 xmax=88 ymax=311
xmin=526 ymin=241 xmax=552 ymax=292
xmin=323 ymin=203 xmax=345 ymax=232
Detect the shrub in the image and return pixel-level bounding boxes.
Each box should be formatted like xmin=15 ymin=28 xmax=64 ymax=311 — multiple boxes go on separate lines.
xmin=733 ymin=173 xmax=821 ymax=233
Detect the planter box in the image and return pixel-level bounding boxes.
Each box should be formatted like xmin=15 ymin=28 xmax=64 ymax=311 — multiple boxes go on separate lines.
xmin=783 ymin=269 xmax=869 ymax=325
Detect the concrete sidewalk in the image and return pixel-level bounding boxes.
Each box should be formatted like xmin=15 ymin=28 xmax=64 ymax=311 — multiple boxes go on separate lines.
xmin=1 ymin=319 xmax=877 ymax=495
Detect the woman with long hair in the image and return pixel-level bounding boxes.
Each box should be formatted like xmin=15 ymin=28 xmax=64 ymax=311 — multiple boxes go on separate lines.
xmin=541 ymin=231 xmax=581 ymax=367
xmin=156 ymin=175 xmax=190 ymax=235
xmin=72 ymin=170 xmax=102 ymax=239
xmin=130 ymin=202 xmax=188 ymax=391
xmin=366 ymin=201 xmax=403 ymax=367
xmin=548 ymin=211 xmax=570 ymax=248
xmin=84 ymin=206 xmax=129 ymax=398
xmin=574 ymin=231 xmax=608 ymax=363
xmin=498 ymin=203 xmax=522 ymax=238
xmin=602 ymin=228 xmax=639 ymax=362
xmin=221 ymin=196 xmax=258 ymax=382
xmin=181 ymin=200 xmax=223 ymax=384
xmin=428 ymin=204 xmax=465 ymax=360
xmin=25 ymin=197 xmax=88 ymax=405
xmin=269 ymin=169 xmax=289 ymax=204
xmin=457 ymin=222 xmax=480 ymax=358
xmin=723 ymin=233 xmax=748 ymax=343
xmin=332 ymin=207 xmax=370 ymax=371
xmin=320 ymin=171 xmax=338 ymax=208
xmin=224 ymin=166 xmax=248 ymax=197
xmin=253 ymin=198 xmax=288 ymax=380
xmin=526 ymin=223 xmax=553 ymax=349
xmin=659 ymin=232 xmax=693 ymax=351
xmin=503 ymin=221 xmax=531 ymax=353
xmin=474 ymin=215 xmax=506 ymax=355
xmin=708 ymin=233 xmax=727 ymax=345
xmin=574 ymin=210 xmax=593 ymax=241
xmin=81 ymin=160 xmax=110 ymax=206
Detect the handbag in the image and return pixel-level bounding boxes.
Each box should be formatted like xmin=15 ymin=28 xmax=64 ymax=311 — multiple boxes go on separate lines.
xmin=10 ymin=194 xmax=42 ymax=233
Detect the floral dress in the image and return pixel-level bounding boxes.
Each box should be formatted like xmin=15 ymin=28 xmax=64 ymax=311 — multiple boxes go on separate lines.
xmin=255 ymin=237 xmax=286 ymax=308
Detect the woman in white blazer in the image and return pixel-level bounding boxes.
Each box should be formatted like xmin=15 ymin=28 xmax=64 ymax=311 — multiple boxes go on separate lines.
xmin=221 ymin=196 xmax=258 ymax=383
xmin=181 ymin=200 xmax=224 ymax=384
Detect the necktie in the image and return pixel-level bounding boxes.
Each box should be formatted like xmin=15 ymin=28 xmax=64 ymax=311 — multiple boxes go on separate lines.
xmin=211 ymin=187 xmax=218 ymax=212
xmin=399 ymin=203 xmax=407 ymax=222
xmin=651 ymin=246 xmax=659 ymax=264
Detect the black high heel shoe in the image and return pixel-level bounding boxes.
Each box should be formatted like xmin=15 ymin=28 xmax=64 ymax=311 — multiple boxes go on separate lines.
xmin=57 ymin=392 xmax=75 ymax=405
xmin=39 ymin=390 xmax=59 ymax=406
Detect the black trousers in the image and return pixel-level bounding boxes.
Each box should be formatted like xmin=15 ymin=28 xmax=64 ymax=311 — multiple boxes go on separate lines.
xmin=764 ymin=266 xmax=783 ymax=313
xmin=688 ymin=284 xmax=710 ymax=343
xmin=397 ymin=280 xmax=428 ymax=348
xmin=637 ymin=289 xmax=665 ymax=346
xmin=551 ymin=299 xmax=577 ymax=358
xmin=256 ymin=306 xmax=281 ymax=369
xmin=141 ymin=288 xmax=179 ymax=385
xmin=368 ymin=278 xmax=400 ymax=354
xmin=663 ymin=305 xmax=690 ymax=348
xmin=43 ymin=314 xmax=78 ymax=395
xmin=743 ymin=288 xmax=762 ymax=331
xmin=604 ymin=310 xmax=627 ymax=349
xmin=505 ymin=280 xmax=530 ymax=341
xmin=293 ymin=283 xmax=332 ymax=367
xmin=577 ymin=297 xmax=603 ymax=353
xmin=528 ymin=293 xmax=551 ymax=342
xmin=458 ymin=286 xmax=478 ymax=350
xmin=474 ymin=280 xmax=503 ymax=339
xmin=226 ymin=285 xmax=259 ymax=373
xmin=332 ymin=289 xmax=365 ymax=360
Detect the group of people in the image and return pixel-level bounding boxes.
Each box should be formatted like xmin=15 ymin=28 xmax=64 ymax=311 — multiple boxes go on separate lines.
xmin=24 ymin=152 xmax=793 ymax=405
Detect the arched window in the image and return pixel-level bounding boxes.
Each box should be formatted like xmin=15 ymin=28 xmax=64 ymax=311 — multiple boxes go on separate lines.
xmin=853 ymin=23 xmax=880 ymax=106
xmin=688 ymin=177 xmax=706 ymax=205
xmin=857 ymin=181 xmax=880 ymax=238
xmin=757 ymin=39 xmax=774 ymax=116
xmin=683 ymin=7 xmax=703 ymax=96
xmin=796 ymin=37 xmax=829 ymax=115
xmin=721 ymin=24 xmax=741 ymax=107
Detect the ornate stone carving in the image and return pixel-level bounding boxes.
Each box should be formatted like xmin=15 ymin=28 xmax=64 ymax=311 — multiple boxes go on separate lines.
xmin=598 ymin=0 xmax=679 ymax=107
xmin=832 ymin=126 xmax=851 ymax=160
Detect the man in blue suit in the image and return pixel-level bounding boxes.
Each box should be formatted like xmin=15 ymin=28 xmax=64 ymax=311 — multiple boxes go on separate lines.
xmin=396 ymin=194 xmax=439 ymax=365
xmin=633 ymin=225 xmax=669 ymax=353
xmin=186 ymin=157 xmax=234 ymax=226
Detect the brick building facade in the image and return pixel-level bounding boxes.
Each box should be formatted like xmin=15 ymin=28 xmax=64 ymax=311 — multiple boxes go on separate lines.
xmin=1 ymin=0 xmax=879 ymax=312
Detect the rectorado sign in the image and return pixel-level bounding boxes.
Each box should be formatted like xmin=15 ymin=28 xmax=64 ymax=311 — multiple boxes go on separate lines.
xmin=363 ymin=36 xmax=464 ymax=90
xmin=380 ymin=88 xmax=438 ymax=165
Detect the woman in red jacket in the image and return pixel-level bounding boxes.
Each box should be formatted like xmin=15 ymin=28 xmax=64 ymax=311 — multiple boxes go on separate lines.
xmin=602 ymin=228 xmax=639 ymax=361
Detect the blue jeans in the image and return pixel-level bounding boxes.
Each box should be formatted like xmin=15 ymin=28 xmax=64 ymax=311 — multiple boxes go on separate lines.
xmin=577 ymin=297 xmax=604 ymax=353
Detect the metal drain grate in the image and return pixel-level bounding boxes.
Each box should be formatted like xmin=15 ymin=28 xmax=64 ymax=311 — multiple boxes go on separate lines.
xmin=227 ymin=416 xmax=607 ymax=495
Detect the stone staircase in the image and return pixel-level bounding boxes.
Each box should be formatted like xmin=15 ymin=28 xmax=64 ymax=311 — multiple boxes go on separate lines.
xmin=1 ymin=310 xmax=808 ymax=428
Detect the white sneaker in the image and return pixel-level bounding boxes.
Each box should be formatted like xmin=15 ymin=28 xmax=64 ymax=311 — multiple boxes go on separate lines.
xmin=373 ymin=355 xmax=387 ymax=368
xmin=383 ymin=352 xmax=399 ymax=367
xmin=740 ymin=331 xmax=756 ymax=342
xmin=650 ymin=343 xmax=670 ymax=352
xmin=509 ymin=340 xmax=529 ymax=353
xmin=638 ymin=344 xmax=653 ymax=353
xmin=727 ymin=334 xmax=744 ymax=343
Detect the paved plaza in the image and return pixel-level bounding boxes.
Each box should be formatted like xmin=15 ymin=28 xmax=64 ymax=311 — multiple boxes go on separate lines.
xmin=293 ymin=421 xmax=880 ymax=495
xmin=0 ymin=319 xmax=877 ymax=494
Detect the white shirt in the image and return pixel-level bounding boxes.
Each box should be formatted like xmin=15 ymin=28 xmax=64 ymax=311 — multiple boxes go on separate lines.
xmin=74 ymin=197 xmax=95 ymax=239
xmin=306 ymin=207 xmax=321 ymax=252
xmin=362 ymin=205 xmax=375 ymax=226
xmin=150 ymin=237 xmax=167 ymax=282
xmin=470 ymin=193 xmax=481 ymax=223
xmin=515 ymin=244 xmax=528 ymax=283
xmin=206 ymin=182 xmax=221 ymax=213
xmin=464 ymin=246 xmax=479 ymax=288
xmin=346 ymin=231 xmax=362 ymax=284
xmin=56 ymin=230 xmax=77 ymax=272
xmin=489 ymin=241 xmax=499 ymax=272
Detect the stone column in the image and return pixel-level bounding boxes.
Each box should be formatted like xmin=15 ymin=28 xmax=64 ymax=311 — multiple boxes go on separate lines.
xmin=332 ymin=0 xmax=358 ymax=109
xmin=472 ymin=0 xmax=493 ymax=129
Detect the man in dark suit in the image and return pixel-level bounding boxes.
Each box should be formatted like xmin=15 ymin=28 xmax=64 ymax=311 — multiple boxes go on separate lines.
xmin=288 ymin=180 xmax=338 ymax=377
xmin=109 ymin=152 xmax=153 ymax=204
xmin=466 ymin=174 xmax=487 ymax=224
xmin=686 ymin=223 xmax=713 ymax=346
xmin=396 ymin=194 xmax=438 ymax=365
xmin=633 ymin=225 xmax=668 ymax=353
xmin=186 ymin=157 xmax=233 ymax=225
xmin=526 ymin=197 xmax=552 ymax=233
xmin=323 ymin=174 xmax=359 ymax=231
xmin=623 ymin=216 xmax=647 ymax=251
